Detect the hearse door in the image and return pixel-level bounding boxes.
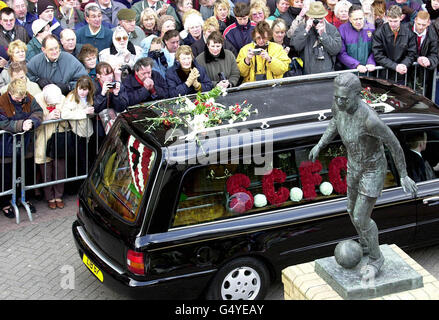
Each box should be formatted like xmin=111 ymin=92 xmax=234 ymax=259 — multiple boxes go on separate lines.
xmin=400 ymin=128 xmax=439 ymax=245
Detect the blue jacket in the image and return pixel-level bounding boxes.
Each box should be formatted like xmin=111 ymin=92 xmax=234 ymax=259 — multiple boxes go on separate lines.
xmin=337 ymin=21 xmax=376 ymax=69
xmin=165 ymin=60 xmax=213 ymax=98
xmin=76 ymin=24 xmax=114 ymax=52
xmin=223 ymin=20 xmax=256 ymax=53
xmin=140 ymin=35 xmax=173 ymax=78
xmin=122 ymin=71 xmax=169 ymax=106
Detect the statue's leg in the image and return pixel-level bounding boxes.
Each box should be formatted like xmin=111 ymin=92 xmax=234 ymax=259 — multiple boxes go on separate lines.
xmin=347 ymin=187 xmax=369 ymax=255
xmin=351 ymin=193 xmax=384 ymax=274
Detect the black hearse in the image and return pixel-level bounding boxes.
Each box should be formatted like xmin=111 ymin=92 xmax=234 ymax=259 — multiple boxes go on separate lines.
xmin=72 ymin=73 xmax=439 ymax=300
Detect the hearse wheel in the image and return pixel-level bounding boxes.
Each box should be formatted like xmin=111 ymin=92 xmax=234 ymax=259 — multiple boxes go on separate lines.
xmin=206 ymin=257 xmax=270 ymax=300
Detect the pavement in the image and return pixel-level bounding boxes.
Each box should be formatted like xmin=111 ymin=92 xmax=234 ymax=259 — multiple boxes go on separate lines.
xmin=0 ymin=193 xmax=438 ymax=300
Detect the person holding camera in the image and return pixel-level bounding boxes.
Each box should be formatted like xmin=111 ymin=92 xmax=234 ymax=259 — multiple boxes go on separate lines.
xmin=236 ymin=20 xmax=291 ymax=83
xmin=93 ymin=62 xmax=129 ymax=144
xmin=195 ymin=31 xmax=240 ymax=89
xmin=291 ymin=1 xmax=342 ymax=75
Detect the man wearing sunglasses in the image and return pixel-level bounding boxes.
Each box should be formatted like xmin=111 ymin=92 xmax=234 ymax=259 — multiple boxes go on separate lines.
xmin=291 ymin=1 xmax=342 ymax=75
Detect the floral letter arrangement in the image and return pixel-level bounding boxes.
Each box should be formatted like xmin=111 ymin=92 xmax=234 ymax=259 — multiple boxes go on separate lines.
xmin=127 ymin=135 xmax=155 ymax=197
xmin=225 ymin=157 xmax=347 ymax=213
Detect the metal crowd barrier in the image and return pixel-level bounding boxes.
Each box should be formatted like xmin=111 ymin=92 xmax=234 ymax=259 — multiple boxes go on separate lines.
xmin=2 ymin=65 xmax=437 ymax=223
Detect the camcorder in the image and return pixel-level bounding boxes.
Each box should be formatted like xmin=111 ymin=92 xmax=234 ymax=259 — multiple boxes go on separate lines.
xmin=313 ymin=19 xmax=321 ymax=26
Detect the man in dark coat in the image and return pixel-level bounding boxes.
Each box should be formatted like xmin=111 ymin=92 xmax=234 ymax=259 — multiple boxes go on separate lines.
xmin=0 ymin=7 xmax=29 ymax=47
xmin=372 ymin=5 xmax=417 ymax=82
xmin=409 ymin=11 xmax=438 ymax=98
xmin=122 ymin=57 xmax=168 ymax=106
xmin=405 ymin=131 xmax=437 ymax=182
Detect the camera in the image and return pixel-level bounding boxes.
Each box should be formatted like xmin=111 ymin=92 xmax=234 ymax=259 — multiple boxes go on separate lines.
xmin=218 ymin=72 xmax=226 ymax=81
xmin=313 ymin=19 xmax=321 ymax=26
xmin=253 ymin=48 xmax=263 ymax=55
xmin=107 ymin=82 xmax=117 ymax=88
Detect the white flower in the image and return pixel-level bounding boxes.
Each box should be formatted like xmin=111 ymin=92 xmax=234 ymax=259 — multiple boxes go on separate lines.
xmin=380 ymin=94 xmax=388 ymax=102
xmin=191 ymin=114 xmax=208 ymax=132
xmin=221 ymin=89 xmax=228 ymax=96
xmin=290 ymin=187 xmax=303 ymax=202
xmin=228 ymin=119 xmax=234 ymax=124
xmin=183 ymin=97 xmax=196 ymax=112
xmin=254 ymin=109 xmax=258 ymax=114
xmin=319 ymin=182 xmax=333 ymax=196
xmin=254 ymin=194 xmax=267 ymax=207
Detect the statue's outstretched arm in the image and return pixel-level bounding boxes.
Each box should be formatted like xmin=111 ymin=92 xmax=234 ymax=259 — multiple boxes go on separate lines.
xmin=309 ymin=117 xmax=338 ymax=161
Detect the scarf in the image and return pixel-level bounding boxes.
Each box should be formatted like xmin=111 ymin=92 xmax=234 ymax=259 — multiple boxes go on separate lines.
xmin=204 ymin=45 xmax=225 ymax=63
xmin=109 ymin=40 xmax=136 ymax=56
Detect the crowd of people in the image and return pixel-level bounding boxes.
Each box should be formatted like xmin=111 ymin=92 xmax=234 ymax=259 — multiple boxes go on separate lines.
xmin=0 ymin=0 xmax=438 ymax=219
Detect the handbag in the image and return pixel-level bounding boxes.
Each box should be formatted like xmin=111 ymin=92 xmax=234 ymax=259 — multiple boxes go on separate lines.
xmin=46 ymin=122 xmax=75 ymax=159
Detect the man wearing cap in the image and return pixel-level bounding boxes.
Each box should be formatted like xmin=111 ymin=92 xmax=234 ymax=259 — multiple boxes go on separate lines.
xmin=291 ymin=1 xmax=342 ymax=75
xmin=10 ymin=0 xmax=38 ymax=39
xmin=27 ymin=34 xmax=88 ymax=95
xmin=37 ymin=0 xmax=64 ymax=38
xmin=96 ymin=0 xmax=127 ymax=27
xmin=116 ymin=8 xmax=145 ymax=47
xmin=76 ymin=3 xmax=114 ymax=51
xmin=26 ymin=18 xmax=52 ymax=60
xmin=0 ymin=7 xmax=29 ymax=48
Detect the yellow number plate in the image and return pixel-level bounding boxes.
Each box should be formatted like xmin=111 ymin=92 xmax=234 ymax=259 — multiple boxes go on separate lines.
xmin=82 ymin=253 xmax=104 ymax=282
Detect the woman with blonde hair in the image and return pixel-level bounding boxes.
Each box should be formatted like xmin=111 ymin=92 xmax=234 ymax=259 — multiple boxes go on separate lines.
xmin=0 ymin=39 xmax=28 ymax=87
xmin=250 ymin=0 xmax=270 ymax=23
xmin=214 ymin=0 xmax=236 ymax=33
xmin=61 ymin=75 xmax=95 ymax=178
xmin=165 ymin=45 xmax=213 ymax=97
xmin=7 ymin=39 xmax=27 ymax=63
xmin=140 ymin=7 xmax=160 ymax=37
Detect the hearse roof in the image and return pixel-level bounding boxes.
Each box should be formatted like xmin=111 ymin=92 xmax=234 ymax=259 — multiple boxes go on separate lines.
xmin=122 ymin=72 xmax=439 ymax=148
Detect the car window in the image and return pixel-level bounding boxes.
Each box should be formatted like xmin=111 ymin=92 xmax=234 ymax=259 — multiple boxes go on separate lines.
xmin=90 ymin=122 xmax=156 ymax=223
xmin=171 ymin=140 xmax=398 ymax=228
xmin=400 ymin=128 xmax=439 ymax=183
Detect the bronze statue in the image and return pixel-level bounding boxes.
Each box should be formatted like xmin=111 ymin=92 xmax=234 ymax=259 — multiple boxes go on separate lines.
xmin=309 ymin=73 xmax=418 ymax=278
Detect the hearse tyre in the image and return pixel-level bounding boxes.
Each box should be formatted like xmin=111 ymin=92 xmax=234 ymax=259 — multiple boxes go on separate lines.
xmin=206 ymin=257 xmax=271 ymax=300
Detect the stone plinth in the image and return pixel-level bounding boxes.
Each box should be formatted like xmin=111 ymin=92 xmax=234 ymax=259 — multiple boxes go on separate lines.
xmin=282 ymin=244 xmax=439 ymax=300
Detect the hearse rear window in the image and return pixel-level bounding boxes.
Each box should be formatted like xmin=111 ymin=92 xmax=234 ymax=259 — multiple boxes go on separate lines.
xmin=91 ymin=123 xmax=156 ymax=222
xmin=172 ymin=141 xmax=398 ymax=228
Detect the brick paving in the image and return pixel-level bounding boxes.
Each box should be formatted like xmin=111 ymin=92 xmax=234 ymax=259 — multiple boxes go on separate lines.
xmin=0 ymin=193 xmax=438 ymax=300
